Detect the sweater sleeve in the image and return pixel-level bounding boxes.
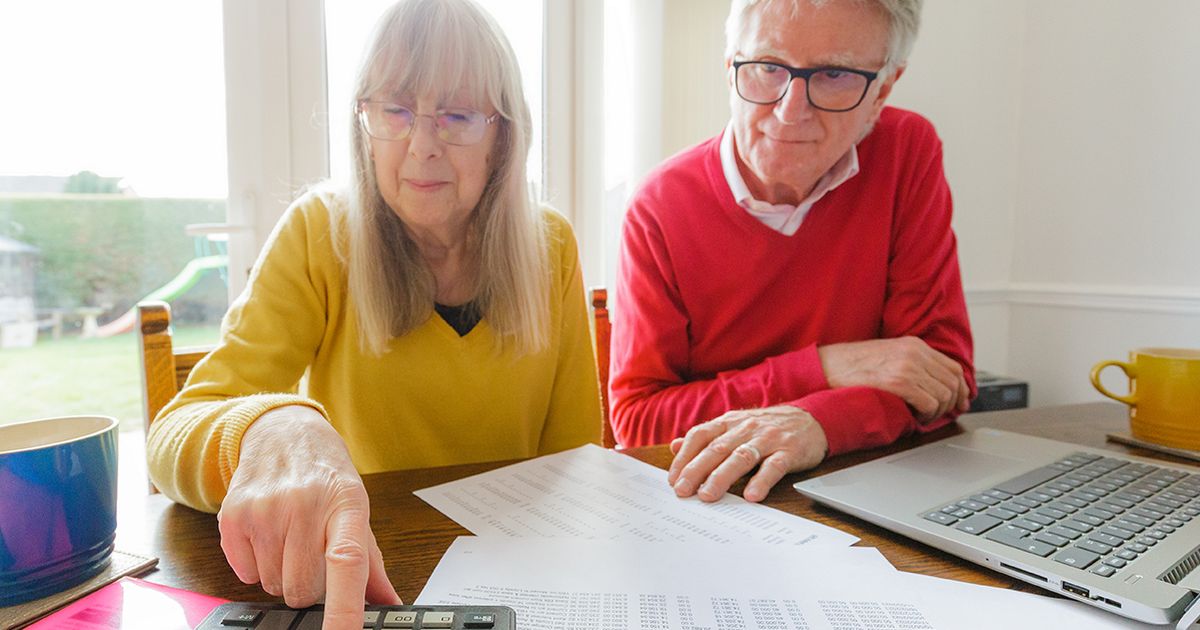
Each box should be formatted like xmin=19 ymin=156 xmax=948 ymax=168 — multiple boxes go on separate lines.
xmin=146 ymin=195 xmax=333 ymax=513
xmin=791 ymin=136 xmax=976 ymax=456
xmin=609 ymin=206 xmax=830 ymax=447
xmin=537 ymin=212 xmax=603 ymax=453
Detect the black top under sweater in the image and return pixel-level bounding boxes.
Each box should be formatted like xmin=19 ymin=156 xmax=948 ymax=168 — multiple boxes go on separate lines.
xmin=434 ymin=302 xmax=481 ymax=336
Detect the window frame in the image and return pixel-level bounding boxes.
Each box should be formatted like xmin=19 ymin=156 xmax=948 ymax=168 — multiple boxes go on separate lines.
xmin=220 ymin=0 xmax=329 ymax=300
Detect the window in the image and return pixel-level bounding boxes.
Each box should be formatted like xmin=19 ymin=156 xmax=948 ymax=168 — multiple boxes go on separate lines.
xmin=0 ymin=1 xmax=230 ymax=428
xmin=0 ymin=0 xmax=592 ymax=431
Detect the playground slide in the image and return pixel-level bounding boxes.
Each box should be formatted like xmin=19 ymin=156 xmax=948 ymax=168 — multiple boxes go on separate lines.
xmin=94 ymin=255 xmax=228 ymax=338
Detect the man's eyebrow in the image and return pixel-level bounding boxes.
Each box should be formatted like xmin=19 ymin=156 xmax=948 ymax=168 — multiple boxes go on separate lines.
xmin=742 ymin=46 xmax=788 ymax=60
xmin=811 ymin=52 xmax=890 ymax=68
xmin=816 ymin=52 xmax=859 ymax=66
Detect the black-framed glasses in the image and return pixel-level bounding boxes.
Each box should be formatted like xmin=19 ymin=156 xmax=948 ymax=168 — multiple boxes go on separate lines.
xmin=357 ymin=100 xmax=500 ymax=145
xmin=732 ymin=61 xmax=879 ymax=112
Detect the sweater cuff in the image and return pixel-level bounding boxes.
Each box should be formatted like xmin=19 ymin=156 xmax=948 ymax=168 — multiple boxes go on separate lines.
xmin=787 ymin=387 xmax=909 ymax=456
xmin=761 ymin=343 xmax=829 ymax=403
xmin=217 ymin=394 xmax=328 ymax=489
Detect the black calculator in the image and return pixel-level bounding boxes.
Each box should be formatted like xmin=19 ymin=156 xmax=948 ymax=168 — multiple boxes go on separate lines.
xmin=195 ymin=603 xmax=516 ymax=629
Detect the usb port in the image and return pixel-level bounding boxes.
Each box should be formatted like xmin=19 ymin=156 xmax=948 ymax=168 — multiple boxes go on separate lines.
xmin=1062 ymin=582 xmax=1089 ymax=598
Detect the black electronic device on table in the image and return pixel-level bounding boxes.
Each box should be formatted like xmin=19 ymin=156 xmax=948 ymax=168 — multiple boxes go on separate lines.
xmin=195 ymin=603 xmax=515 ymax=629
xmin=968 ymin=370 xmax=1029 ymax=412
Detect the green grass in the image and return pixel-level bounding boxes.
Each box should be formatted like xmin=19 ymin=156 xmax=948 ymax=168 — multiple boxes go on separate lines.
xmin=0 ymin=325 xmax=220 ymax=431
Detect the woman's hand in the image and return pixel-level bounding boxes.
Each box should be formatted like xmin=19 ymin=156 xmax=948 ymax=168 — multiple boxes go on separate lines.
xmin=666 ymin=405 xmax=828 ymax=503
xmin=217 ymin=405 xmax=401 ymax=629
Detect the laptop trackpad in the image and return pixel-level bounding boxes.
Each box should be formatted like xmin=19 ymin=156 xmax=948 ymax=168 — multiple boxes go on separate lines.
xmin=887 ymin=444 xmax=1022 ymax=483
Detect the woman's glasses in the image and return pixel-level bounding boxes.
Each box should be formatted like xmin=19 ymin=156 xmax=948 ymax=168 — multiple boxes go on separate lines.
xmin=357 ymin=101 xmax=499 ymax=145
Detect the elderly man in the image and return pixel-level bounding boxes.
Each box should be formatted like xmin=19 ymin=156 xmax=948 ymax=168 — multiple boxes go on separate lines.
xmin=611 ymin=0 xmax=974 ymax=503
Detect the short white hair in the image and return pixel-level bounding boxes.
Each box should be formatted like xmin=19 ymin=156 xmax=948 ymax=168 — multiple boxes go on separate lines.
xmin=725 ymin=0 xmax=922 ymax=74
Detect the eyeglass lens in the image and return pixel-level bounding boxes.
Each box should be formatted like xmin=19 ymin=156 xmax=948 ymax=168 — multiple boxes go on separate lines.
xmin=360 ymin=103 xmax=490 ymax=145
xmin=736 ymin=63 xmax=870 ymax=112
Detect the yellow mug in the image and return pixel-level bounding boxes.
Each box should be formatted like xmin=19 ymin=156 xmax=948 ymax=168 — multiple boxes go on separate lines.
xmin=1090 ymin=347 xmax=1200 ymax=451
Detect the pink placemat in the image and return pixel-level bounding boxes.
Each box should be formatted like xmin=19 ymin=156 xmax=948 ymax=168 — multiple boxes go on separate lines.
xmin=24 ymin=576 xmax=227 ymax=630
xmin=1 ymin=549 xmax=158 ymax=629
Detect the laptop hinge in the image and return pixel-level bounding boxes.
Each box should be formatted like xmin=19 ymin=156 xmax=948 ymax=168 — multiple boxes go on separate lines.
xmin=1177 ymin=592 xmax=1200 ymax=630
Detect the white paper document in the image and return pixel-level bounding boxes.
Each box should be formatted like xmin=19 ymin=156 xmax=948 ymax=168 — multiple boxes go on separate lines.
xmin=418 ymin=537 xmax=1157 ymax=630
xmin=415 ymin=444 xmax=857 ymax=547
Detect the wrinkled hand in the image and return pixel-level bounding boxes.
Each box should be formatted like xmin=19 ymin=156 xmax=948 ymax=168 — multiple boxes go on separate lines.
xmin=667 ymin=406 xmax=828 ymax=503
xmin=819 ymin=337 xmax=970 ymax=423
xmin=218 ymin=405 xmax=401 ymax=629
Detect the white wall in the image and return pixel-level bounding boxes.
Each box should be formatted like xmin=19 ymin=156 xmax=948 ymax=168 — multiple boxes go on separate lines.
xmin=635 ymin=0 xmax=1200 ymax=407
xmin=1014 ymin=1 xmax=1200 ymax=289
xmin=661 ymin=0 xmax=730 ymax=156
xmin=1005 ymin=1 xmax=1200 ymax=404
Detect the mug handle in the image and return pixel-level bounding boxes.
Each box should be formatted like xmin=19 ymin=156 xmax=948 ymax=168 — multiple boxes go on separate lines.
xmin=1090 ymin=360 xmax=1138 ymax=405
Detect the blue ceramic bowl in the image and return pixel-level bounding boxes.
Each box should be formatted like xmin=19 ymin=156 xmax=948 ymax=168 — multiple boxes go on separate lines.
xmin=0 ymin=415 xmax=119 ymax=606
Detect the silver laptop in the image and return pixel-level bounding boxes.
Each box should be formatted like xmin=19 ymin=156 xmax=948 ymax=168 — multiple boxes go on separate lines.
xmin=794 ymin=428 xmax=1200 ymax=628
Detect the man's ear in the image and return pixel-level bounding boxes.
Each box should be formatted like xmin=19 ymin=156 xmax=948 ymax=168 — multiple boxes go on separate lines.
xmin=874 ymin=63 xmax=905 ymax=105
xmin=725 ymin=56 xmax=735 ymax=87
xmin=859 ymin=64 xmax=905 ymax=137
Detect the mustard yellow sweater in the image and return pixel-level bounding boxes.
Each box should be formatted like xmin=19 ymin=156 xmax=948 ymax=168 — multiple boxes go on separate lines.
xmin=147 ymin=192 xmax=602 ymax=513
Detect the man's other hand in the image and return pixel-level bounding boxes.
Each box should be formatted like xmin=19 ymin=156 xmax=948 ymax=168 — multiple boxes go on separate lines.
xmin=818 ymin=337 xmax=970 ymax=422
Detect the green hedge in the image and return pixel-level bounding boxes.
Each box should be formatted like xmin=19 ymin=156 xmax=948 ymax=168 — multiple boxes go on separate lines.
xmin=0 ymin=195 xmax=228 ymax=325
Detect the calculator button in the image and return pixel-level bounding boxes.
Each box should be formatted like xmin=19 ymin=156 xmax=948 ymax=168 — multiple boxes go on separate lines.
xmin=221 ymin=609 xmax=261 ymax=626
xmin=258 ymin=611 xmax=300 ymax=630
xmin=383 ymin=610 xmax=418 ymax=628
xmin=295 ymin=611 xmax=324 ymax=630
xmin=363 ymin=610 xmax=381 ymax=626
xmin=422 ymin=611 xmax=456 ymax=628
xmin=464 ymin=612 xmax=497 ymax=628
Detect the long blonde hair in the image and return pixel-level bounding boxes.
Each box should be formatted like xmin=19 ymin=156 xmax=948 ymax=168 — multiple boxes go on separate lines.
xmin=338 ymin=0 xmax=548 ymax=356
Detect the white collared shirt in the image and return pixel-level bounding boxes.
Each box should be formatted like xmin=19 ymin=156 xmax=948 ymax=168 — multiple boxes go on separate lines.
xmin=719 ymin=123 xmax=860 ymax=236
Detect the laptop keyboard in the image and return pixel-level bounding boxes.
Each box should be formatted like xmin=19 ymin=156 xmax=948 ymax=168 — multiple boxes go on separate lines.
xmin=922 ymin=452 xmax=1200 ymax=578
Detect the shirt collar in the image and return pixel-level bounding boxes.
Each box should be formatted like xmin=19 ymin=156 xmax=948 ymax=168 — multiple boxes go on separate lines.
xmin=719 ymin=122 xmax=860 ymax=234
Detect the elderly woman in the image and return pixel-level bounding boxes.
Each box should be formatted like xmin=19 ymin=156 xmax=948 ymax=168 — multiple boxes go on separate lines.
xmin=146 ymin=0 xmax=601 ymax=623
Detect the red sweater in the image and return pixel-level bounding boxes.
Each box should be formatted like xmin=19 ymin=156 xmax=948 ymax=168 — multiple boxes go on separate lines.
xmin=611 ymin=107 xmax=975 ymax=454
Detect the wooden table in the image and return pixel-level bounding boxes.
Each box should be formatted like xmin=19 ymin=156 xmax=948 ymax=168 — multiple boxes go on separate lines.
xmin=115 ymin=402 xmax=1193 ymax=604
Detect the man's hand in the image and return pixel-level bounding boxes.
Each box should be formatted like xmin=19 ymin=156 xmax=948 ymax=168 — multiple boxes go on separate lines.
xmin=666 ymin=406 xmax=828 ymax=503
xmin=818 ymin=337 xmax=970 ymax=422
xmin=217 ymin=406 xmax=401 ymax=629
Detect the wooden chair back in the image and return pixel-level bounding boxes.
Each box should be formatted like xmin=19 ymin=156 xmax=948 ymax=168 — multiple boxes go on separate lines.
xmin=136 ymin=301 xmax=214 ymax=492
xmin=589 ymin=287 xmax=617 ymax=448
